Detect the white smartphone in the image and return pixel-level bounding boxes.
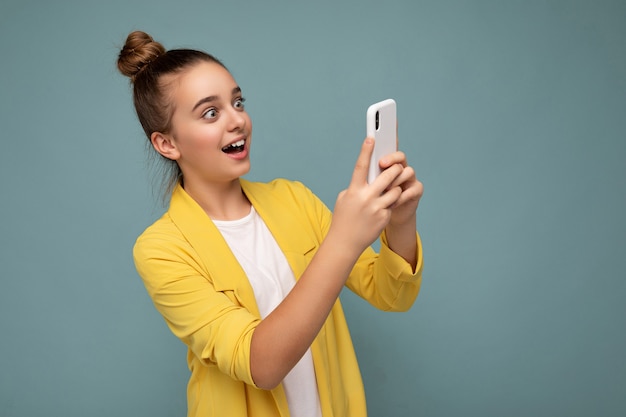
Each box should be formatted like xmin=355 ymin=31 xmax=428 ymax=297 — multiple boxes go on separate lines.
xmin=366 ymin=99 xmax=397 ymax=183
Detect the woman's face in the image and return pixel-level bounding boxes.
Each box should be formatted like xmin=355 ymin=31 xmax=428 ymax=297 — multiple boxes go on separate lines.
xmin=160 ymin=61 xmax=252 ymax=187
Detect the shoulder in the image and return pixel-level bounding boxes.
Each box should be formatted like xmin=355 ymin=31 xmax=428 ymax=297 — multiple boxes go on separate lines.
xmin=242 ymin=178 xmax=321 ymax=206
xmin=135 ymin=211 xmax=178 ymax=240
xmin=133 ymin=212 xmax=188 ymax=260
xmin=132 ymin=210 xmax=212 ymax=283
xmin=134 ymin=211 xmax=172 ymax=241
xmin=243 ymin=178 xmax=333 ymax=239
xmin=243 ymin=177 xmax=311 ymax=195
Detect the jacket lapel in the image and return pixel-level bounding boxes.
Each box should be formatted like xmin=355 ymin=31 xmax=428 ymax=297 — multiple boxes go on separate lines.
xmin=167 ymin=183 xmax=261 ymax=317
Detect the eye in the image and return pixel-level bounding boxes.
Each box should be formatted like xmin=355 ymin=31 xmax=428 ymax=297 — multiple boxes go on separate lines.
xmin=202 ymin=108 xmax=217 ymax=120
xmin=233 ymin=97 xmax=246 ymax=110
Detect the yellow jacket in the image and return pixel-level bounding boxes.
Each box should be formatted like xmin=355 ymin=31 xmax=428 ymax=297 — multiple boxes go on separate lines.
xmin=133 ymin=178 xmax=422 ymax=417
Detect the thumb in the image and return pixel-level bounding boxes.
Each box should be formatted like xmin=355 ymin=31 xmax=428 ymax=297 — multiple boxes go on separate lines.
xmin=350 ymin=138 xmax=374 ymax=186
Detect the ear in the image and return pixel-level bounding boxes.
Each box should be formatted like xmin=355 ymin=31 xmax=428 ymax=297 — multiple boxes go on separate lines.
xmin=151 ymin=132 xmax=180 ymax=160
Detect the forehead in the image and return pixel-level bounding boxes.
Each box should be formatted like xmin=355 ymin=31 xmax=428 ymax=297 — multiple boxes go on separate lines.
xmin=167 ymin=61 xmax=237 ymax=104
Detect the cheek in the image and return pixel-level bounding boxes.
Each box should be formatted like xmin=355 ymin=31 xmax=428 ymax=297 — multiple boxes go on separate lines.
xmin=179 ymin=126 xmax=222 ymax=150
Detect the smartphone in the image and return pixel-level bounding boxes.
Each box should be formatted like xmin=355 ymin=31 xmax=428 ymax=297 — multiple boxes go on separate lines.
xmin=366 ymin=99 xmax=397 ymax=183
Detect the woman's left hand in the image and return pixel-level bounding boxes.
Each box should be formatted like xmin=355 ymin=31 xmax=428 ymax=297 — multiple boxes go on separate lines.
xmin=378 ymin=151 xmax=423 ymax=227
xmin=376 ymin=150 xmax=423 ymax=269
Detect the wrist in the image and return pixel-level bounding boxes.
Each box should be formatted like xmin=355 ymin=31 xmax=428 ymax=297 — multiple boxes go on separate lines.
xmin=388 ymin=212 xmax=416 ymax=233
xmin=324 ymin=227 xmax=365 ymax=265
xmin=384 ymin=217 xmax=418 ymax=269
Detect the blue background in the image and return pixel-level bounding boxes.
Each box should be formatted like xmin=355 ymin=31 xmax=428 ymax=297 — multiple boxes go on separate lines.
xmin=1 ymin=1 xmax=625 ymax=416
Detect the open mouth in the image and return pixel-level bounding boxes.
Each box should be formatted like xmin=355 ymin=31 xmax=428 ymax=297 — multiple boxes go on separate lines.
xmin=221 ymin=139 xmax=245 ymax=154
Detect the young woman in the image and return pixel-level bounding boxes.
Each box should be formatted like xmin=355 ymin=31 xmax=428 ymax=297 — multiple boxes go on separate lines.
xmin=117 ymin=30 xmax=424 ymax=417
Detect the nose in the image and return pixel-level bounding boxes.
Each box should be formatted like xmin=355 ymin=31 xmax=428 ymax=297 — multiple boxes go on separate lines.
xmin=226 ymin=107 xmax=246 ymax=132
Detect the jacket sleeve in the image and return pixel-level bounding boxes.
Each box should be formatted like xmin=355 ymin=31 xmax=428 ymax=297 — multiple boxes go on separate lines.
xmin=133 ymin=219 xmax=260 ymax=387
xmin=295 ymin=181 xmax=423 ymax=312
xmin=346 ymin=231 xmax=423 ymax=312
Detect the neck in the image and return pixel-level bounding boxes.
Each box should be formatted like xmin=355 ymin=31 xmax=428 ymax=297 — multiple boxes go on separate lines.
xmin=182 ymin=178 xmax=250 ymax=221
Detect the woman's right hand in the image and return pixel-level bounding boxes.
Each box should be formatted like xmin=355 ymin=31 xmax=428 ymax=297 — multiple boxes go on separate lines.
xmin=328 ymin=138 xmax=404 ymax=258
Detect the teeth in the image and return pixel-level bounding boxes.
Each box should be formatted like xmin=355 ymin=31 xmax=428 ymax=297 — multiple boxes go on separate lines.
xmin=222 ymin=139 xmax=245 ymax=152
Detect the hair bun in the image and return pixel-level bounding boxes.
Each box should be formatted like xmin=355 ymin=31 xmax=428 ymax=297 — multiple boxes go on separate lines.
xmin=117 ymin=31 xmax=166 ymax=82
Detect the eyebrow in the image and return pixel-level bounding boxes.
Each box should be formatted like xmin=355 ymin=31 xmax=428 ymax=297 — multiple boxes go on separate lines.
xmin=192 ymin=87 xmax=242 ymax=112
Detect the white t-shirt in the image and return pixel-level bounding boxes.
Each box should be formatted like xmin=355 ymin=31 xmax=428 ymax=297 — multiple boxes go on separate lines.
xmin=213 ymin=206 xmax=323 ymax=417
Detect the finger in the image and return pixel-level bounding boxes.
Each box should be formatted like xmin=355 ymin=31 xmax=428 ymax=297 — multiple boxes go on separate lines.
xmin=378 ymin=185 xmax=403 ymax=209
xmin=387 ymin=166 xmax=415 ymax=190
xmin=371 ymin=163 xmax=404 ymax=194
xmin=350 ymin=138 xmax=375 ymax=186
xmin=391 ymin=179 xmax=424 ymax=208
xmin=379 ymin=151 xmax=407 ymax=170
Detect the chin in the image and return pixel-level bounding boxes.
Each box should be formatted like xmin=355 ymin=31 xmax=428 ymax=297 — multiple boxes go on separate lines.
xmin=236 ymin=161 xmax=252 ymax=177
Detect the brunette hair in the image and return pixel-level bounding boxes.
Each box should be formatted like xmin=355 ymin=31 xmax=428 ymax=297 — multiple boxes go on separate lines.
xmin=117 ymin=30 xmax=226 ymax=199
